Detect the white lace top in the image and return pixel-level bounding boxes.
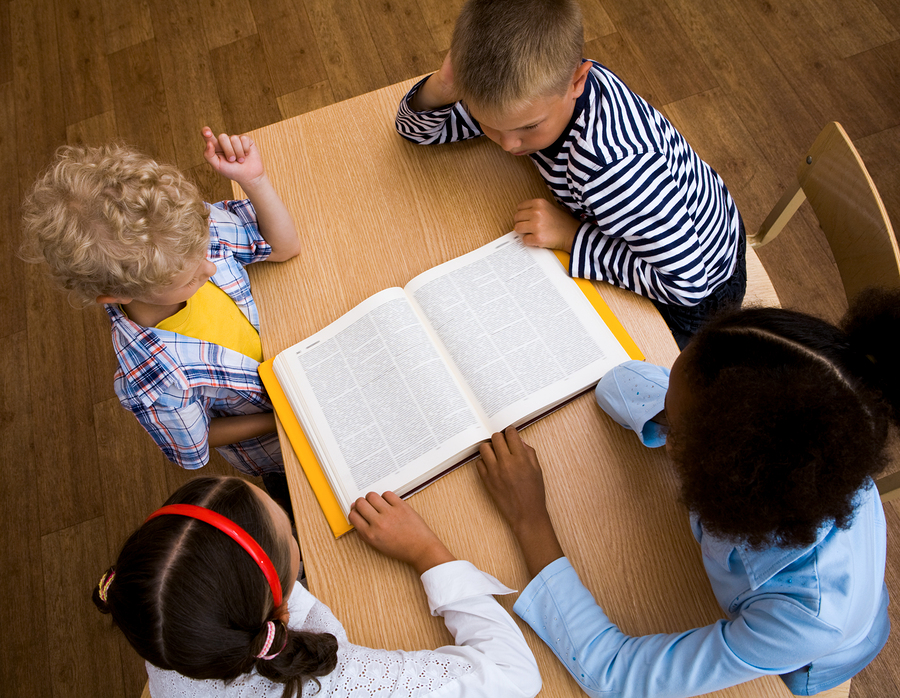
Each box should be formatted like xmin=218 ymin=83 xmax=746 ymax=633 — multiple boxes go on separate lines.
xmin=146 ymin=560 xmax=541 ymax=697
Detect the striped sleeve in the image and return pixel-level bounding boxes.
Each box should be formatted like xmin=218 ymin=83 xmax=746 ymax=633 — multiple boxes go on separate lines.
xmin=569 ymin=152 xmax=713 ymax=306
xmin=395 ymin=76 xmax=484 ymax=144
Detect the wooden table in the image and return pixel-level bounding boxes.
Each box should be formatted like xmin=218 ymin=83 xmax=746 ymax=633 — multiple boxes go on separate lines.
xmin=241 ymin=78 xmax=791 ymax=698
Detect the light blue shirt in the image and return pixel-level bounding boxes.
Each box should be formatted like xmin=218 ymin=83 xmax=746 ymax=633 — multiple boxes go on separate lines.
xmin=515 ymin=431 xmax=889 ymax=695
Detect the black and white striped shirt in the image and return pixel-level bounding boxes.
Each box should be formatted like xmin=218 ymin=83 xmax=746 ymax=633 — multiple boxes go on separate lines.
xmin=396 ymin=61 xmax=742 ymax=307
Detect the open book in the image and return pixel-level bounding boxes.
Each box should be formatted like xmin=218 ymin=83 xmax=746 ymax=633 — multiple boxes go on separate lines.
xmin=260 ymin=233 xmax=642 ymax=536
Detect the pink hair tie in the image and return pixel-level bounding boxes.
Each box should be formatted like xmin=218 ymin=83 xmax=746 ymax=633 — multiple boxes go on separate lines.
xmin=257 ymin=620 xmax=287 ymax=660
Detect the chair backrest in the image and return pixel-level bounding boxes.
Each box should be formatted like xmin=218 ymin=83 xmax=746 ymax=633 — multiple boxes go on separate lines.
xmin=751 ymin=121 xmax=900 ymax=304
xmin=752 ymin=123 xmax=900 ymax=504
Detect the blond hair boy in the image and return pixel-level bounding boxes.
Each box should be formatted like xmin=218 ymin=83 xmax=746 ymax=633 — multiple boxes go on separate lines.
xmin=22 ymin=130 xmax=301 ymax=476
xmin=397 ymin=0 xmax=746 ymax=348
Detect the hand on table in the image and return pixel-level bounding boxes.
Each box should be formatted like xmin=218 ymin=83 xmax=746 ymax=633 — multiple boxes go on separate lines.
xmin=514 ymin=198 xmax=580 ymax=252
xmin=478 ymin=427 xmax=565 ymax=578
xmin=350 ymin=491 xmax=455 ymax=575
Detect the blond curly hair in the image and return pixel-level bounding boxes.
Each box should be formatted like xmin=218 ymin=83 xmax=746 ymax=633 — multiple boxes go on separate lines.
xmin=20 ymin=143 xmax=210 ymax=306
xmin=451 ymin=0 xmax=584 ymax=114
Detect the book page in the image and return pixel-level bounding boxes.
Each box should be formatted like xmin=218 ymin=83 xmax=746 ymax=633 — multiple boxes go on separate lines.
xmin=273 ymin=288 xmax=489 ymax=513
xmin=407 ymin=233 xmax=632 ymax=431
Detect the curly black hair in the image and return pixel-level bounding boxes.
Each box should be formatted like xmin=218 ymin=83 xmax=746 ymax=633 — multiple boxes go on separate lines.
xmin=670 ymin=288 xmax=900 ymax=550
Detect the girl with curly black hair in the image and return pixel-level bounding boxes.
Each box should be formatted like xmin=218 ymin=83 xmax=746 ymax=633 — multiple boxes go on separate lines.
xmin=93 ymin=476 xmax=541 ymax=698
xmin=478 ymin=287 xmax=898 ymax=697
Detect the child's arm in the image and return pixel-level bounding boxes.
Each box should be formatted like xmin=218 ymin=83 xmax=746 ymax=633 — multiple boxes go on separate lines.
xmin=349 ymin=491 xmax=456 ymax=575
xmin=396 ymin=53 xmax=483 ymax=145
xmin=477 ymin=427 xmax=565 ymax=578
xmin=202 ymin=128 xmax=301 ymax=263
xmin=208 ymin=413 xmax=276 ymax=448
xmin=409 ymin=51 xmax=460 ymax=112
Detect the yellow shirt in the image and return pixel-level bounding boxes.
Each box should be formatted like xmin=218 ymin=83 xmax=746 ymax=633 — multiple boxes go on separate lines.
xmin=156 ymin=282 xmax=263 ymax=362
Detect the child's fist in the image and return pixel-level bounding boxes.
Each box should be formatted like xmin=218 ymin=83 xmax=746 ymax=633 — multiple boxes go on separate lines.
xmin=514 ymin=199 xmax=580 ymax=251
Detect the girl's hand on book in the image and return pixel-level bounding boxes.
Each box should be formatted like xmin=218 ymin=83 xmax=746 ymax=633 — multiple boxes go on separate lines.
xmin=478 ymin=427 xmax=565 ymax=578
xmin=350 ymin=491 xmax=455 ymax=575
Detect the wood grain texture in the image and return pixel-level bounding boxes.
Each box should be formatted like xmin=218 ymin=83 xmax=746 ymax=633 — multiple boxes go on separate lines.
xmin=210 ymin=33 xmax=282 ymax=135
xmin=277 ymin=79 xmax=335 ymax=119
xmin=302 ymin=0 xmax=389 ymax=101
xmin=197 ymin=0 xmax=257 ymax=50
xmin=242 ymin=80 xmax=788 ymax=698
xmin=54 ymin=0 xmax=114 ymax=126
xmin=804 ymin=0 xmax=899 ymax=59
xmin=42 ymin=517 xmax=124 ymax=698
xmin=100 ymin=0 xmax=154 ymax=55
xmin=250 ymin=0 xmax=326 ymax=96
xmin=416 ymin=0 xmax=464 ymax=51
xmin=363 ymin=0 xmax=442 ymax=83
xmin=601 ymin=0 xmax=717 ymax=105
xmin=738 ymin=0 xmax=892 ymax=139
xmin=0 ymin=332 xmax=47 ymax=697
xmin=3 ymin=1 xmax=899 ymax=696
xmin=0 ymin=81 xmax=24 ymax=339
xmin=148 ymin=0 xmax=225 ymax=169
xmin=0 ymin=0 xmax=12 ymax=84
xmin=107 ymin=39 xmax=177 ymax=164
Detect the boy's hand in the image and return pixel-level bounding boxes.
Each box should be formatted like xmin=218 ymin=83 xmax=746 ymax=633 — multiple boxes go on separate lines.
xmin=410 ymin=51 xmax=461 ymax=112
xmin=350 ymin=491 xmax=455 ymax=575
xmin=514 ymin=199 xmax=580 ymax=252
xmin=478 ymin=427 xmax=565 ymax=577
xmin=202 ymin=127 xmax=266 ymax=188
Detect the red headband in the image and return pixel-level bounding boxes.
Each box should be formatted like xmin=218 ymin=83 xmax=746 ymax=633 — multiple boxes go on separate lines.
xmin=145 ymin=504 xmax=283 ymax=608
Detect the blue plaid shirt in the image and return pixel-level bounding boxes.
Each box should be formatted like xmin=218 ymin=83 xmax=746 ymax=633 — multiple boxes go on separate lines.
xmin=107 ymin=199 xmax=282 ymax=475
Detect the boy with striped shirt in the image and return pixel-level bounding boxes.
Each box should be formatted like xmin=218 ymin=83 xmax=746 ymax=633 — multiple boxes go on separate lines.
xmin=396 ymin=0 xmax=746 ymax=348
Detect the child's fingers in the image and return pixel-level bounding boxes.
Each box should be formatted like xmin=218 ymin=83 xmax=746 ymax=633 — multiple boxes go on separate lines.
xmin=216 ymin=133 xmax=237 ymax=161
xmin=228 ymin=134 xmax=247 ymax=161
xmin=478 ymin=439 xmax=497 ymax=467
xmin=348 ymin=506 xmax=368 ymax=532
xmin=382 ymin=491 xmax=404 ymax=507
xmin=363 ymin=491 xmax=392 ymax=514
xmin=489 ymin=429 xmax=512 ymax=458
xmin=505 ymin=426 xmax=531 ymax=458
xmin=350 ymin=494 xmax=379 ymax=524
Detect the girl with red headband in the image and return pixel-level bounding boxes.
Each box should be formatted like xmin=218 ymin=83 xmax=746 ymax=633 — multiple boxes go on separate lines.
xmin=93 ymin=476 xmax=541 ymax=697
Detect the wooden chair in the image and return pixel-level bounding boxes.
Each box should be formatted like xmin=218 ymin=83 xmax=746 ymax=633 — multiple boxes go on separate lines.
xmin=749 ymin=121 xmax=900 ymax=300
xmin=748 ymin=121 xmax=900 ymax=504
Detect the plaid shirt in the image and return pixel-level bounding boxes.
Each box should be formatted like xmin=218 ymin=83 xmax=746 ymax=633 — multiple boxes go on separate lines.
xmin=107 ymin=199 xmax=283 ymax=475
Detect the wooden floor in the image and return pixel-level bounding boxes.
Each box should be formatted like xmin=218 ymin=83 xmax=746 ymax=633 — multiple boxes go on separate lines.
xmin=0 ymin=0 xmax=898 ymax=696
